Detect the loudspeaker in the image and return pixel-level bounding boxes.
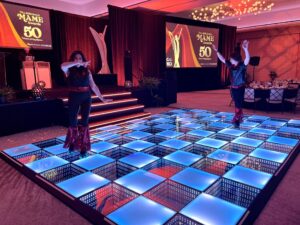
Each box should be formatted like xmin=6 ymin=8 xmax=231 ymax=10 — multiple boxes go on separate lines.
xmin=249 ymin=56 xmax=260 ymax=66
xmin=162 ymin=71 xmax=177 ymax=105
xmin=124 ymin=50 xmax=132 ymax=82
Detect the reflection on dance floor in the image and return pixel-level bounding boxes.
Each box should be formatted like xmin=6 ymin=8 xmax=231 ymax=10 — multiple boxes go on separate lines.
xmin=2 ymin=108 xmax=299 ymax=225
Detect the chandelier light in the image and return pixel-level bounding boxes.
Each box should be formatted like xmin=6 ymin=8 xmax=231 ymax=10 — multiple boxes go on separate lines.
xmin=191 ymin=0 xmax=275 ymax=22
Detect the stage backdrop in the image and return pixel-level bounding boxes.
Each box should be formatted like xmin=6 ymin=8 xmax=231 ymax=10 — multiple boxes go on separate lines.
xmin=109 ymin=5 xmax=165 ymax=86
xmin=109 ymin=5 xmax=236 ymax=90
xmin=237 ymin=25 xmax=300 ymax=81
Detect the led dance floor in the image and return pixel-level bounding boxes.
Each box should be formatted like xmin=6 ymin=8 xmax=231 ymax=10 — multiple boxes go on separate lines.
xmin=1 ymin=109 xmax=299 ymax=225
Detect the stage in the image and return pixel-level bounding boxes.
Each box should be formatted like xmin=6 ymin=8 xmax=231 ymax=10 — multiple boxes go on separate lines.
xmin=0 ymin=85 xmax=151 ymax=136
xmin=1 ymin=108 xmax=299 ymax=225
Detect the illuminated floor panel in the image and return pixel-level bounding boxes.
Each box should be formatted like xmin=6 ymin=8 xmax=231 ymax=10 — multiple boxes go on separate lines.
xmin=180 ymin=193 xmax=246 ymax=225
xmin=1 ymin=108 xmax=299 ymax=225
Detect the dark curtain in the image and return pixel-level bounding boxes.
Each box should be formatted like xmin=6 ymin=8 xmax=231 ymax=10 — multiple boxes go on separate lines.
xmin=220 ymin=25 xmax=237 ymax=85
xmin=108 ymin=5 xmax=165 ymax=86
xmin=50 ymin=11 xmax=102 ymax=85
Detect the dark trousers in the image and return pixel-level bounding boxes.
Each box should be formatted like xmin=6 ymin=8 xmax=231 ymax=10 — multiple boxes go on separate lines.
xmin=231 ymin=86 xmax=245 ymax=109
xmin=231 ymin=86 xmax=245 ymax=122
xmin=68 ymin=91 xmax=92 ymax=127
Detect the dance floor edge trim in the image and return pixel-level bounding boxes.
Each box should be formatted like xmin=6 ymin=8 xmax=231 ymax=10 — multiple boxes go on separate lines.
xmin=1 ymin=142 xmax=298 ymax=225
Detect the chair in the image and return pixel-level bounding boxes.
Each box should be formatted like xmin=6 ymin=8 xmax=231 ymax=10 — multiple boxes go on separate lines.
xmin=266 ymin=88 xmax=284 ymax=112
xmin=244 ymin=88 xmax=261 ymax=110
xmin=284 ymin=88 xmax=300 ymax=113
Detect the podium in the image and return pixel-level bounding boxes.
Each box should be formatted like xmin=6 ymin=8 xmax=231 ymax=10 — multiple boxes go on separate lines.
xmin=21 ymin=61 xmax=52 ymax=90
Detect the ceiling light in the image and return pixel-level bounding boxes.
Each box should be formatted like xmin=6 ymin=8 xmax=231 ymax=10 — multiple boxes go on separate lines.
xmin=191 ymin=0 xmax=275 ymax=22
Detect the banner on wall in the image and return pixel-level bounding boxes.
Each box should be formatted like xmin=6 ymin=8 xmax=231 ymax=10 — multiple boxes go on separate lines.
xmin=166 ymin=22 xmax=219 ymax=68
xmin=0 ymin=2 xmax=52 ymax=49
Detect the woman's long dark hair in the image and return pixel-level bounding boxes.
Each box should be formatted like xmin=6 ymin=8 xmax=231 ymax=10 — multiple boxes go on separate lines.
xmin=68 ymin=50 xmax=88 ymax=76
xmin=69 ymin=50 xmax=87 ymax=62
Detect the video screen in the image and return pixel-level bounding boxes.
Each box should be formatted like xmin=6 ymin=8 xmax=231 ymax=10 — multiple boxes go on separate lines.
xmin=0 ymin=2 xmax=52 ymax=49
xmin=166 ymin=22 xmax=219 ymax=68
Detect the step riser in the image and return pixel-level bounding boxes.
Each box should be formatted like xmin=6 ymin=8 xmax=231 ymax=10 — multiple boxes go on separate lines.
xmin=90 ymin=100 xmax=137 ymax=112
xmin=88 ymin=108 xmax=144 ymax=122
xmin=61 ymin=93 xmax=132 ymax=104
xmin=91 ymin=94 xmax=132 ymax=102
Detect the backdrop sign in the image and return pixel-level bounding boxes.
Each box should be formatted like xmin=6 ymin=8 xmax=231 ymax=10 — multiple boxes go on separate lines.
xmin=166 ymin=22 xmax=219 ymax=68
xmin=0 ymin=2 xmax=52 ymax=49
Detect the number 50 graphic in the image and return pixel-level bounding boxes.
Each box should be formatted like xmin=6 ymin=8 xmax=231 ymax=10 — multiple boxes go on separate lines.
xmin=24 ymin=26 xmax=42 ymax=38
xmin=199 ymin=46 xmax=212 ymax=58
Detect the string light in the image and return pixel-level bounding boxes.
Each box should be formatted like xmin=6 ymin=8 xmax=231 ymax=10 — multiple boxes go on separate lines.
xmin=191 ymin=0 xmax=275 ymax=22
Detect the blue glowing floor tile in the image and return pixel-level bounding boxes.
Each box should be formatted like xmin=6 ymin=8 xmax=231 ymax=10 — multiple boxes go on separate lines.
xmin=288 ymin=119 xmax=300 ymax=127
xmin=278 ymin=126 xmax=300 ymax=135
xmin=124 ymin=131 xmax=152 ymax=140
xmin=122 ymin=140 xmax=155 ymax=152
xmin=261 ymin=120 xmax=286 ymax=127
xmin=195 ymin=138 xmax=228 ymax=149
xmin=4 ymin=144 xmax=40 ymax=157
xmin=180 ymin=193 xmax=246 ymax=225
xmin=92 ymin=133 xmax=120 ymax=141
xmin=248 ymin=128 xmax=276 ymax=136
xmin=171 ymin=167 xmax=219 ymax=192
xmin=190 ymin=109 xmax=207 ymax=113
xmin=73 ymin=154 xmax=115 ymax=171
xmin=201 ymin=116 xmax=220 ymax=122
xmin=151 ymin=118 xmax=173 ymax=124
xmin=153 ymin=123 xmax=176 ymax=130
xmin=232 ymin=137 xmax=263 ymax=148
xmin=218 ymin=128 xmax=246 ymax=137
xmin=97 ymin=125 xmax=122 ymax=132
xmin=247 ymin=115 xmax=270 ymax=122
xmin=119 ymin=152 xmax=159 ymax=168
xmin=156 ymin=130 xmax=184 ymax=139
xmin=57 ymin=172 xmax=110 ymax=198
xmin=164 ymin=150 xmax=203 ymax=166
xmin=181 ymin=123 xmax=203 ymax=130
xmin=250 ymin=148 xmax=288 ymax=163
xmin=240 ymin=121 xmax=260 ymax=128
xmin=44 ymin=144 xmax=67 ymax=155
xmin=126 ymin=124 xmax=150 ymax=131
xmin=169 ymin=109 xmax=186 ymax=114
xmin=159 ymin=139 xmax=192 ymax=150
xmin=107 ymin=196 xmax=175 ymax=225
xmin=195 ymin=112 xmax=214 ymax=118
xmin=115 ymin=169 xmax=165 ymax=194
xmin=224 ymin=165 xmax=272 ymax=189
xmin=266 ymin=136 xmax=298 ymax=147
xmin=208 ymin=149 xmax=245 ymax=164
xmin=90 ymin=141 xmax=118 ymax=154
xmin=209 ymin=122 xmax=232 ymax=129
xmin=56 ymin=135 xmax=66 ymax=142
xmin=176 ymin=117 xmax=195 ymax=123
xmin=216 ymin=112 xmax=234 ymax=117
xmin=25 ymin=156 xmax=68 ymax=173
xmin=187 ymin=129 xmax=215 ymax=138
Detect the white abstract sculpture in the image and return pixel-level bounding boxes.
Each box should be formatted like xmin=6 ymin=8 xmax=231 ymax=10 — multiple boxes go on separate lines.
xmin=89 ymin=26 xmax=111 ymax=74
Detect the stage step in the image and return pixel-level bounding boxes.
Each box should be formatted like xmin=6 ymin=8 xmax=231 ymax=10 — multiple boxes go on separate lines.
xmin=80 ymin=105 xmax=145 ymax=122
xmin=62 ymin=91 xmax=150 ymax=129
xmin=61 ymin=91 xmax=132 ymax=103
xmin=90 ymin=98 xmax=138 ymax=112
xmin=89 ymin=112 xmax=151 ymax=129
